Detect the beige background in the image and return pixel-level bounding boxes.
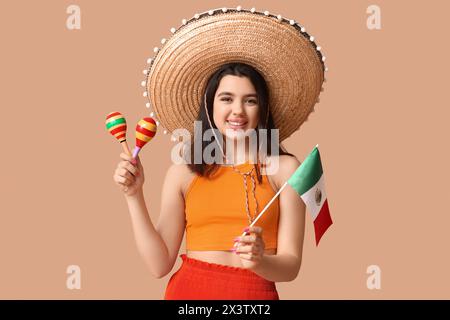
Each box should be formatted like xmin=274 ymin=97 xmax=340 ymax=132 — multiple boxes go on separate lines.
xmin=1 ymin=0 xmax=449 ymax=299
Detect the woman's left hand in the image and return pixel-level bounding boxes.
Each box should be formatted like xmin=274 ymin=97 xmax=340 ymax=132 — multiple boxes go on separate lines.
xmin=233 ymin=226 xmax=265 ymax=270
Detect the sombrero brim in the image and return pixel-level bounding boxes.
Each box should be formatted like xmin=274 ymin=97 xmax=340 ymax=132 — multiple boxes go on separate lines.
xmin=145 ymin=8 xmax=325 ymax=141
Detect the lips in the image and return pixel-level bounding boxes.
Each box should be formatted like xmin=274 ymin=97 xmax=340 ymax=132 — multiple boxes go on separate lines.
xmin=226 ymin=119 xmax=248 ymax=129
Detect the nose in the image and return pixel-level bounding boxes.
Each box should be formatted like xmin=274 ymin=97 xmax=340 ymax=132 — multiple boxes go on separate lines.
xmin=231 ymin=101 xmax=245 ymax=115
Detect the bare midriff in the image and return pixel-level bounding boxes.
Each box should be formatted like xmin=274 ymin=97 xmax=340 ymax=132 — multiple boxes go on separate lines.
xmin=184 ymin=162 xmax=279 ymax=268
xmin=187 ymin=248 xmax=277 ymax=267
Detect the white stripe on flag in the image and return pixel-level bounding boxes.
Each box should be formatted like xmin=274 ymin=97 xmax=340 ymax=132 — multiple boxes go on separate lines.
xmin=300 ymin=174 xmax=327 ymax=221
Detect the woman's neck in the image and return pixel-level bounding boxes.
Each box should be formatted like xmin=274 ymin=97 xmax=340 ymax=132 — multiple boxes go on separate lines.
xmin=221 ymin=139 xmax=257 ymax=166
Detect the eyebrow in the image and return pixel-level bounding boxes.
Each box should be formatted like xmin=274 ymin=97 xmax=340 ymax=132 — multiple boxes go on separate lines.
xmin=217 ymin=92 xmax=258 ymax=98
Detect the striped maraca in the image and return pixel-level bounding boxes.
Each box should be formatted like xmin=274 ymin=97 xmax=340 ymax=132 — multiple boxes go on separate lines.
xmin=133 ymin=117 xmax=157 ymax=158
xmin=105 ymin=111 xmax=132 ymax=156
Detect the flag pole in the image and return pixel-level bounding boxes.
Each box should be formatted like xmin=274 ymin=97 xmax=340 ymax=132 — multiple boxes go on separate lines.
xmin=234 ymin=181 xmax=289 ymax=244
xmin=244 ymin=145 xmax=319 ymax=231
xmin=235 ymin=145 xmax=320 ymax=242
xmin=249 ymin=181 xmax=288 ymax=228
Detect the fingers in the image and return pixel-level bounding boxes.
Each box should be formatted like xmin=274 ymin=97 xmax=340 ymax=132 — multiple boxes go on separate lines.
xmin=235 ymin=244 xmax=261 ymax=254
xmin=232 ymin=227 xmax=265 ymax=264
xmin=235 ymin=226 xmax=263 ymax=243
xmin=114 ymin=154 xmax=142 ymax=194
xmin=115 ymin=175 xmax=132 ymax=186
xmin=232 ymin=226 xmax=264 ymax=252
xmin=237 ymin=252 xmax=262 ymax=261
xmin=245 ymin=226 xmax=263 ymax=236
xmin=235 ymin=244 xmax=264 ymax=261
xmin=235 ymin=234 xmax=257 ymax=243
xmin=114 ymin=168 xmax=135 ymax=185
xmin=120 ymin=152 xmax=139 ymax=167
xmin=113 ymin=167 xmax=137 ymax=187
xmin=115 ymin=178 xmax=129 ymax=192
xmin=119 ymin=183 xmax=128 ymax=192
xmin=118 ymin=154 xmax=139 ymax=177
xmin=120 ymin=152 xmax=134 ymax=162
xmin=119 ymin=167 xmax=136 ymax=180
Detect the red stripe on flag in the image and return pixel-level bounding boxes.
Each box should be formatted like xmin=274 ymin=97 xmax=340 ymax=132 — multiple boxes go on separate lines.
xmin=313 ymin=199 xmax=332 ymax=246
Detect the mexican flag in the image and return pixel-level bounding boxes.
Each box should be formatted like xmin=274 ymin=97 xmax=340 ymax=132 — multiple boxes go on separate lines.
xmin=287 ymin=145 xmax=332 ymax=245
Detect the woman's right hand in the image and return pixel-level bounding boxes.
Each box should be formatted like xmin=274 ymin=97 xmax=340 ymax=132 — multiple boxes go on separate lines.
xmin=113 ymin=153 xmax=145 ymax=197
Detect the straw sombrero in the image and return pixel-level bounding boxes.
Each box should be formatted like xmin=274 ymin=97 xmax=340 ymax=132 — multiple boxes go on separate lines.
xmin=142 ymin=6 xmax=327 ymax=142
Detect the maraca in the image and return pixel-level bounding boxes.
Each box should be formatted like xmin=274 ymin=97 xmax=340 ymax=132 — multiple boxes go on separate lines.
xmin=133 ymin=117 xmax=157 ymax=158
xmin=105 ymin=111 xmax=132 ymax=156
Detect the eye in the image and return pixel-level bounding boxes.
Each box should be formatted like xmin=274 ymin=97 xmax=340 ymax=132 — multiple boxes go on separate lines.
xmin=219 ymin=97 xmax=257 ymax=104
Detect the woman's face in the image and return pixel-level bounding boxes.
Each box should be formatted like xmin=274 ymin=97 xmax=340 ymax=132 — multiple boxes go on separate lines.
xmin=212 ymin=75 xmax=260 ymax=141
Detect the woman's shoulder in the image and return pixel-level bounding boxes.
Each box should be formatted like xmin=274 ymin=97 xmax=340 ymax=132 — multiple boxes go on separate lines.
xmin=165 ymin=162 xmax=197 ymax=198
xmin=264 ymin=154 xmax=301 ymax=189
xmin=279 ymin=154 xmax=301 ymax=172
xmin=166 ymin=162 xmax=193 ymax=174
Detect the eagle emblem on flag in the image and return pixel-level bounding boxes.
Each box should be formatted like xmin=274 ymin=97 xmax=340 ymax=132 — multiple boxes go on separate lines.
xmin=315 ymin=188 xmax=322 ymax=206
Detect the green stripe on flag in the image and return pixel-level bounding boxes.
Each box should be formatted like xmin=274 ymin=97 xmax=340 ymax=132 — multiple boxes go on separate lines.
xmin=106 ymin=118 xmax=126 ymax=129
xmin=287 ymin=146 xmax=323 ymax=195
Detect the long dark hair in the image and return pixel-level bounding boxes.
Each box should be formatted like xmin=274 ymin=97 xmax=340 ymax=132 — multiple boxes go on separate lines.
xmin=186 ymin=62 xmax=294 ymax=183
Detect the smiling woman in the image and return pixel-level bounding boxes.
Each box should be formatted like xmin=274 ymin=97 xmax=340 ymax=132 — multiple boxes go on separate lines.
xmin=112 ymin=6 xmax=326 ymax=300
xmin=217 ymin=84 xmax=258 ymax=132
xmin=187 ymin=63 xmax=295 ymax=178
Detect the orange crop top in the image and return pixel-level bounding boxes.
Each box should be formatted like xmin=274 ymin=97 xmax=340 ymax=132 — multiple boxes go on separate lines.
xmin=185 ymin=161 xmax=280 ymax=251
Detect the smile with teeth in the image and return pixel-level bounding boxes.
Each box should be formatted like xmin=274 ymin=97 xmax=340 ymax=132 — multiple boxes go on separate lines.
xmin=226 ymin=120 xmax=248 ymax=129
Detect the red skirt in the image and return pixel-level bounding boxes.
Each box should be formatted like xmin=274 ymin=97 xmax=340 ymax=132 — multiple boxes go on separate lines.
xmin=164 ymin=254 xmax=279 ymax=300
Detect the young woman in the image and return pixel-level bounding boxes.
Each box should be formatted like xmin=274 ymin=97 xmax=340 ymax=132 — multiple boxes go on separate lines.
xmin=112 ymin=8 xmax=326 ymax=299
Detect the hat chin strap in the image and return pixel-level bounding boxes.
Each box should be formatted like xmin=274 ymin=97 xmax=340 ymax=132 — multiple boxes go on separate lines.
xmin=203 ymin=93 xmax=228 ymax=164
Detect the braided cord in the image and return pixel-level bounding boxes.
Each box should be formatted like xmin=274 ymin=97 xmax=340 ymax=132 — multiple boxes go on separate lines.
xmin=232 ymin=166 xmax=258 ymax=224
xmin=203 ymin=92 xmax=260 ymax=225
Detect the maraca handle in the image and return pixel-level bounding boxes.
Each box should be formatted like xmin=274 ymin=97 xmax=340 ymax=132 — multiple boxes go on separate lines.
xmin=132 ymin=146 xmax=141 ymax=159
xmin=121 ymin=141 xmax=132 ymax=156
